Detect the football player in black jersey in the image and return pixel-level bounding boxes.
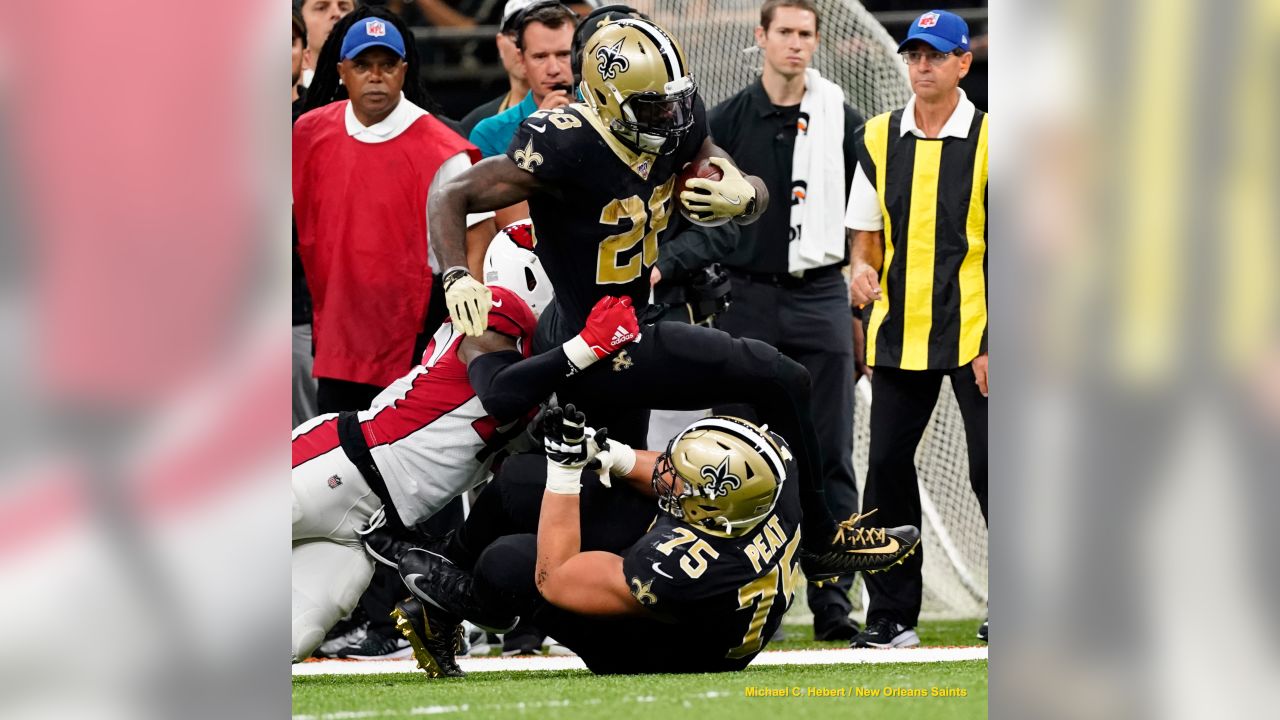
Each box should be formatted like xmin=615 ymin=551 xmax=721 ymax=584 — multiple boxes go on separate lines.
xmin=429 ymin=16 xmax=886 ymax=582
xmin=393 ymin=406 xmax=919 ymax=675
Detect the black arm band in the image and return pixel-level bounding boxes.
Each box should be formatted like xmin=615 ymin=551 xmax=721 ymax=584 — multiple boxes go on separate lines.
xmin=468 ymin=347 xmax=573 ymax=424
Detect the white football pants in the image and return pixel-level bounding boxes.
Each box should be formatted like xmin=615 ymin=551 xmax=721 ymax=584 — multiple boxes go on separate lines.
xmin=291 ymin=415 xmax=384 ymax=663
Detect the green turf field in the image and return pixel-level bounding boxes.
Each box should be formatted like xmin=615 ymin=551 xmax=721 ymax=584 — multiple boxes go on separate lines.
xmin=293 ymin=621 xmax=987 ymax=719
xmin=769 ymin=619 xmax=982 ymax=650
xmin=293 ymin=660 xmax=986 ymax=720
xmin=456 ymin=619 xmax=983 ymax=655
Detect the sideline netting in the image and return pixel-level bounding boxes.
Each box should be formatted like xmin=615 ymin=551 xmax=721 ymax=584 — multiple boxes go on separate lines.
xmin=633 ymin=0 xmax=987 ymax=620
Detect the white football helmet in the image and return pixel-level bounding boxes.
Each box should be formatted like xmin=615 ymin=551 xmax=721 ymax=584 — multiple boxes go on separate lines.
xmin=483 ymin=220 xmax=554 ymax=319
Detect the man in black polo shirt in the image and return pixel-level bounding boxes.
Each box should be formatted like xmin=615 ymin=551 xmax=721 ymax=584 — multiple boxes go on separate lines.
xmin=708 ymin=0 xmax=865 ymax=641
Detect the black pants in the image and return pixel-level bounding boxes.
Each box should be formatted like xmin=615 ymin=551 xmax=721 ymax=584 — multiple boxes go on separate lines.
xmin=316 ymin=378 xmax=382 ymax=415
xmin=534 ymin=301 xmax=836 ymax=544
xmin=440 ymin=453 xmax=657 ymax=654
xmin=863 ymin=364 xmax=988 ymax=628
xmin=716 ymin=267 xmax=859 ymax=617
xmin=471 ymin=533 xmax=748 ymax=675
xmin=447 ymin=453 xmax=657 ymax=570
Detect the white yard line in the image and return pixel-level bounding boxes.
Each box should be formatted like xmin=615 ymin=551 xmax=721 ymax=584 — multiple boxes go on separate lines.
xmin=292 ymin=646 xmax=987 ymax=676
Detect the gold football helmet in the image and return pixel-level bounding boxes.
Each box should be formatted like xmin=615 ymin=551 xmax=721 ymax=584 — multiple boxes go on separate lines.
xmin=652 ymin=416 xmax=791 ymax=537
xmin=578 ymin=17 xmax=696 ymax=156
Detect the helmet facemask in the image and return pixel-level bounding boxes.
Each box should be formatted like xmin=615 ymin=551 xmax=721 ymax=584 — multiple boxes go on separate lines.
xmin=609 ymin=75 xmax=696 ymax=156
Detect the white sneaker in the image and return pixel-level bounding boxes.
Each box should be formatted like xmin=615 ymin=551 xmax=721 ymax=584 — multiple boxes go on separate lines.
xmin=851 ymin=618 xmax=920 ymax=648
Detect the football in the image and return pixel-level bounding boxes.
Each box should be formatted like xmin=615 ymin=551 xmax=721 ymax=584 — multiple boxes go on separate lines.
xmin=676 ymin=157 xmax=723 ymax=195
xmin=676 ymin=158 xmax=730 ymax=227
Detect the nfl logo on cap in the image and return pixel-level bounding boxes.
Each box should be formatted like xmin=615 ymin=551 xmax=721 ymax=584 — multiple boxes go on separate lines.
xmin=899 ymin=10 xmax=970 ymax=53
xmin=366 ymin=19 xmax=386 ymax=37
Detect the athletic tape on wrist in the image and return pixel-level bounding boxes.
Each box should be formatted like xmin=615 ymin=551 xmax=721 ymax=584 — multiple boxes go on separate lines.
xmin=545 ymin=462 xmax=583 ymax=495
xmin=562 ymin=335 xmax=600 ymax=370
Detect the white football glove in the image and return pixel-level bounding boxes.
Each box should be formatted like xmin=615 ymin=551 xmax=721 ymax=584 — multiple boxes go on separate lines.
xmin=443 ymin=267 xmax=492 ymax=337
xmin=585 ymin=428 xmax=636 ymax=489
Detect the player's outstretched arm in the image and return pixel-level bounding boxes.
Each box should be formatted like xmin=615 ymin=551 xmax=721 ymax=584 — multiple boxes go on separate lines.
xmin=431 ymin=156 xmax=544 ymax=336
xmin=535 ymin=405 xmax=648 ymax=617
xmin=464 ymin=296 xmax=640 ymax=423
xmin=429 ymin=155 xmax=543 ymax=270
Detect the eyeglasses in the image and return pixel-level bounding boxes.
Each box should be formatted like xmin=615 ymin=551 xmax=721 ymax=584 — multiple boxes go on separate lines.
xmin=900 ymin=50 xmax=960 ymax=67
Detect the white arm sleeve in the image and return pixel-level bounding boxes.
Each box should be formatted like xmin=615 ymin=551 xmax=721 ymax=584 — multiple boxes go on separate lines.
xmin=843 ymin=161 xmax=884 ymax=232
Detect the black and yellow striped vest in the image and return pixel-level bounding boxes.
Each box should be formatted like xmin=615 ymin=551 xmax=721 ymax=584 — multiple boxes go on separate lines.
xmin=856 ymin=108 xmax=988 ymax=370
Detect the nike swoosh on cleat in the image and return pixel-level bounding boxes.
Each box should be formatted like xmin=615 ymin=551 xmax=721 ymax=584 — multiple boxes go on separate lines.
xmin=846 ymin=537 xmax=901 ymax=554
xmin=865 ymin=540 xmax=920 ymax=573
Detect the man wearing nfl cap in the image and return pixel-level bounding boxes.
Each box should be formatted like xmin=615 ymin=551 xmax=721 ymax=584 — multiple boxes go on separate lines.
xmin=844 ymin=9 xmax=989 ymax=649
xmin=293 ymin=15 xmax=497 ymax=415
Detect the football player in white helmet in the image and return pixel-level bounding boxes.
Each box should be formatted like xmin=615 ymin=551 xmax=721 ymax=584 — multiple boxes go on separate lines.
xmin=291 ymin=222 xmax=640 ymax=665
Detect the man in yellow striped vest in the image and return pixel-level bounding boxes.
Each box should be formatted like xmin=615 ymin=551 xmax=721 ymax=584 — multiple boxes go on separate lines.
xmin=844 ymin=9 xmax=988 ymax=649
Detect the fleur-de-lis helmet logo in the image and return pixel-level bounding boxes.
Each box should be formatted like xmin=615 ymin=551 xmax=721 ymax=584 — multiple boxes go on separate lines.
xmin=595 ymin=38 xmax=630 ymax=81
xmin=699 ymin=456 xmax=742 ymax=500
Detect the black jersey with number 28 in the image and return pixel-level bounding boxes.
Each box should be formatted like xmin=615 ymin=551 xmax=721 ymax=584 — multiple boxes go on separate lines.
xmin=505 ymin=99 xmax=708 ymax=329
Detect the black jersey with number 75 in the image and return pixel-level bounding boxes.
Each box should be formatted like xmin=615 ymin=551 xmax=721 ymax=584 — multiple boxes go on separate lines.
xmin=619 ymin=452 xmax=802 ymax=672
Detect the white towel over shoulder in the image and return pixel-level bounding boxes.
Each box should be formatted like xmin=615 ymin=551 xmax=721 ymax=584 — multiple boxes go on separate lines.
xmin=788 ymin=67 xmax=847 ymax=275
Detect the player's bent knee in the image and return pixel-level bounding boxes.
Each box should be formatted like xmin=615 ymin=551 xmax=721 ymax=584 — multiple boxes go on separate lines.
xmin=474 ymin=534 xmax=539 ymax=610
xmin=291 ymin=540 xmax=374 ymax=662
xmin=292 ymin=586 xmax=342 ymax=663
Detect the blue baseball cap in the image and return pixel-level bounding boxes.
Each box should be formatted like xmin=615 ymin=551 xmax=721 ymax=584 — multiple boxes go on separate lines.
xmin=340 ymin=18 xmax=406 ymax=61
xmin=898 ymin=10 xmax=970 ymax=53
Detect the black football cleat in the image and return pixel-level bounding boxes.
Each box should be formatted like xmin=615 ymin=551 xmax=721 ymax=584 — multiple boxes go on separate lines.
xmin=800 ymin=510 xmax=921 ymax=581
xmin=390 ymin=597 xmax=465 ymax=678
xmin=362 ymin=526 xmax=454 ymax=569
xmin=852 ymin=617 xmax=920 ymax=649
xmin=500 ymin=625 xmax=545 ymax=657
xmin=321 ymin=619 xmax=413 ymax=660
xmin=399 ymin=548 xmax=519 ymax=634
